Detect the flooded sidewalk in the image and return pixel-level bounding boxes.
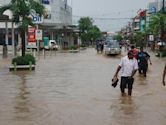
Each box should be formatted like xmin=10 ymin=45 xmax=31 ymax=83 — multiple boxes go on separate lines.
xmin=0 ymin=48 xmax=166 ymax=125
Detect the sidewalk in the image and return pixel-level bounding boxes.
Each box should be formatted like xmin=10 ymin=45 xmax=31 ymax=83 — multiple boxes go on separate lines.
xmin=0 ymin=45 xmax=14 ymax=54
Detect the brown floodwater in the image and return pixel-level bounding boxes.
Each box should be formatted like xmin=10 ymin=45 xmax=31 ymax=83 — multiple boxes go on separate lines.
xmin=0 ymin=48 xmax=166 ymax=125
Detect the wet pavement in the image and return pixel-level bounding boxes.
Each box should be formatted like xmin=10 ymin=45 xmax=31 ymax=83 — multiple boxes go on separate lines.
xmin=0 ymin=48 xmax=166 ymax=125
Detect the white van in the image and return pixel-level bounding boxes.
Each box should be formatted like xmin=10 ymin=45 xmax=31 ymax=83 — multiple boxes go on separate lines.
xmin=44 ymin=40 xmax=59 ymax=50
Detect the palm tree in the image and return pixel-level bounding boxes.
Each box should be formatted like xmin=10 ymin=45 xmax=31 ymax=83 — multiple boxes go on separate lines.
xmin=0 ymin=0 xmax=45 ymax=56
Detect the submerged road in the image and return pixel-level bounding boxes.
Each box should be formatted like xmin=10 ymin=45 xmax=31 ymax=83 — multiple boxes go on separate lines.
xmin=0 ymin=48 xmax=166 ymax=125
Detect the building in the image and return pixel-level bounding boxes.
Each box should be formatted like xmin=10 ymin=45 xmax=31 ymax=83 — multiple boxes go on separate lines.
xmin=39 ymin=0 xmax=74 ymax=49
xmin=132 ymin=9 xmax=146 ymax=32
xmin=0 ymin=0 xmax=78 ymax=50
xmin=132 ymin=0 xmax=165 ymax=33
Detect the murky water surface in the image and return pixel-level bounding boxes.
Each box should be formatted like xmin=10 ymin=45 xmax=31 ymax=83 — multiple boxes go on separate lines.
xmin=0 ymin=48 xmax=166 ymax=125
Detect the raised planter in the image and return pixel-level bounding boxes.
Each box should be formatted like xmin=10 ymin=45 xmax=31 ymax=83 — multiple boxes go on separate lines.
xmin=10 ymin=54 xmax=36 ymax=71
xmin=9 ymin=62 xmax=35 ymax=71
xmin=9 ymin=64 xmax=35 ymax=71
xmin=80 ymin=47 xmax=87 ymax=50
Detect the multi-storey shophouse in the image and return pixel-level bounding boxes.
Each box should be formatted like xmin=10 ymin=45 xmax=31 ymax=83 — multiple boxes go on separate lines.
xmin=0 ymin=0 xmax=78 ymax=50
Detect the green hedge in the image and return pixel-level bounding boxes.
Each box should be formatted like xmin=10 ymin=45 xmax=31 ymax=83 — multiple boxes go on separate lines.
xmin=161 ymin=51 xmax=166 ymax=57
xmin=80 ymin=44 xmax=86 ymax=47
xmin=69 ymin=45 xmax=77 ymax=50
xmin=156 ymin=51 xmax=166 ymax=57
xmin=12 ymin=54 xmax=36 ymax=65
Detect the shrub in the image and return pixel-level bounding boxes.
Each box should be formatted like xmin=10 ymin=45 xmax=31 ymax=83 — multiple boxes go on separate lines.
xmin=80 ymin=44 xmax=86 ymax=47
xmin=69 ymin=45 xmax=77 ymax=50
xmin=161 ymin=51 xmax=166 ymax=57
xmin=156 ymin=50 xmax=166 ymax=57
xmin=12 ymin=54 xmax=36 ymax=65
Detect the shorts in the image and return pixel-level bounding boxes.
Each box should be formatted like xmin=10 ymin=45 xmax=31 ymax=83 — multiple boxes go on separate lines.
xmin=120 ymin=77 xmax=134 ymax=90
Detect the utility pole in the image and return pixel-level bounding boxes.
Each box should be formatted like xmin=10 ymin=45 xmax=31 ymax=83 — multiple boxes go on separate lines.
xmin=161 ymin=0 xmax=165 ymax=42
xmin=159 ymin=0 xmax=165 ymax=54
xmin=163 ymin=0 xmax=165 ymax=13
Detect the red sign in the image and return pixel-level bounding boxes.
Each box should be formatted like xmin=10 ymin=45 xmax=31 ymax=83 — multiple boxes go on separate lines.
xmin=139 ymin=10 xmax=146 ymax=17
xmin=28 ymin=27 xmax=36 ymax=42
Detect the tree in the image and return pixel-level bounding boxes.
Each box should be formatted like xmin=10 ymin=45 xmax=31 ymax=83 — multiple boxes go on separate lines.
xmin=87 ymin=25 xmax=102 ymax=43
xmin=113 ymin=34 xmax=123 ymax=42
xmin=0 ymin=0 xmax=45 ymax=56
xmin=148 ymin=13 xmax=166 ymax=39
xmin=78 ymin=17 xmax=101 ymax=45
xmin=133 ymin=32 xmax=146 ymax=47
xmin=78 ymin=17 xmax=93 ymax=44
xmin=78 ymin=17 xmax=93 ymax=33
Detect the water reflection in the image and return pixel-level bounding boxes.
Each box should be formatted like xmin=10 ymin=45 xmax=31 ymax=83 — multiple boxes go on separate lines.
xmin=37 ymin=50 xmax=57 ymax=60
xmin=12 ymin=72 xmax=31 ymax=121
xmin=0 ymin=48 xmax=165 ymax=125
xmin=111 ymin=96 xmax=139 ymax=125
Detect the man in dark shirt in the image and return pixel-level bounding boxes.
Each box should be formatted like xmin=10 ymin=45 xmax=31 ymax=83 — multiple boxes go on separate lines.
xmin=137 ymin=47 xmax=152 ymax=77
xmin=163 ymin=64 xmax=166 ymax=86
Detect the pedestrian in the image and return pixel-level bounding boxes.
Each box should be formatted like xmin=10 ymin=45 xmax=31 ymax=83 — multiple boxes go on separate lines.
xmin=96 ymin=40 xmax=100 ymax=53
xmin=163 ymin=63 xmax=166 ymax=86
xmin=98 ymin=40 xmax=102 ymax=53
xmin=100 ymin=41 xmax=104 ymax=53
xmin=137 ymin=47 xmax=152 ymax=77
xmin=113 ymin=50 xmax=138 ymax=96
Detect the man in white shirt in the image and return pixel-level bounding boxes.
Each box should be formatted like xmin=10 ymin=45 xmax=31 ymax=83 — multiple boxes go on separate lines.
xmin=113 ymin=50 xmax=138 ymax=96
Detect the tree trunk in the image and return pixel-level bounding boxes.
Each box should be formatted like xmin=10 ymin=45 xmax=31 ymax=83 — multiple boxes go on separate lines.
xmin=21 ymin=30 xmax=26 ymax=56
xmin=2 ymin=43 xmax=7 ymax=58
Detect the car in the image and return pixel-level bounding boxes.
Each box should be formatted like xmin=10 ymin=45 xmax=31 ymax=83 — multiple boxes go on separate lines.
xmin=106 ymin=36 xmax=113 ymax=41
xmin=44 ymin=40 xmax=59 ymax=50
xmin=104 ymin=40 xmax=121 ymax=55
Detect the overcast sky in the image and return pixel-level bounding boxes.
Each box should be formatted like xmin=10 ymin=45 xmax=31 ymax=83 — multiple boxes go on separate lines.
xmin=67 ymin=0 xmax=155 ymax=32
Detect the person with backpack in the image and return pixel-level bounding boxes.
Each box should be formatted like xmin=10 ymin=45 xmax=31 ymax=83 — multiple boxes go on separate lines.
xmin=137 ymin=47 xmax=152 ymax=77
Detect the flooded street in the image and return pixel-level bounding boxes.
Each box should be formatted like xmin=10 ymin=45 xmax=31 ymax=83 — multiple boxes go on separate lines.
xmin=0 ymin=48 xmax=166 ymax=125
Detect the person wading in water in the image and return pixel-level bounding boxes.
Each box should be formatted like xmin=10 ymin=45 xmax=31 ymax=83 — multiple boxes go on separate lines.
xmin=113 ymin=50 xmax=138 ymax=96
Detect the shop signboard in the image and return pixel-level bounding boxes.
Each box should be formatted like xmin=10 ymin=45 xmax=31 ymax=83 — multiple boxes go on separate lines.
xmin=42 ymin=0 xmax=50 ymax=4
xmin=28 ymin=27 xmax=36 ymax=48
xmin=148 ymin=2 xmax=157 ymax=14
xmin=149 ymin=35 xmax=154 ymax=41
xmin=43 ymin=4 xmax=51 ymax=19
xmin=32 ymin=15 xmax=43 ymax=24
xmin=35 ymin=30 xmax=43 ymax=40
xmin=44 ymin=37 xmax=49 ymax=47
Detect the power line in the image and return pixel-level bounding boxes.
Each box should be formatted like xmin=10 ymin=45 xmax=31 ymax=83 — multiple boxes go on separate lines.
xmin=91 ymin=17 xmax=132 ymax=20
xmin=72 ymin=8 xmax=141 ymax=18
xmin=72 ymin=15 xmax=133 ymax=20
xmin=90 ymin=9 xmax=137 ymax=17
